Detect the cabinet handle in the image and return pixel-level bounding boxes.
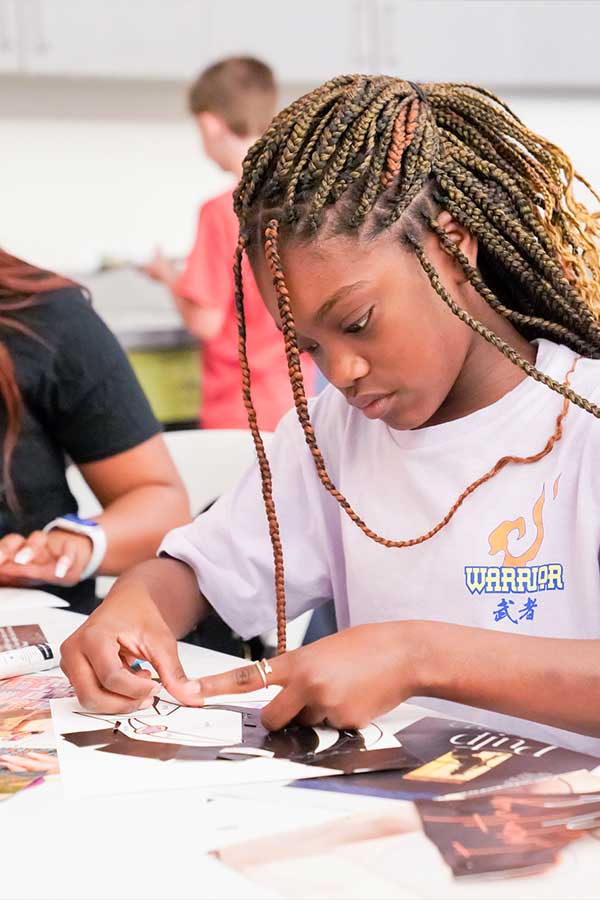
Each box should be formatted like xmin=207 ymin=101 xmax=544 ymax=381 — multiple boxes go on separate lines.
xmin=32 ymin=0 xmax=49 ymax=54
xmin=382 ymin=1 xmax=395 ymax=71
xmin=0 ymin=0 xmax=12 ymax=52
xmin=351 ymin=0 xmax=368 ymax=70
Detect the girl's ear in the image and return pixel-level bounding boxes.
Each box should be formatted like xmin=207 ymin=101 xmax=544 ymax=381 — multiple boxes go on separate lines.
xmin=435 ymin=211 xmax=478 ymax=273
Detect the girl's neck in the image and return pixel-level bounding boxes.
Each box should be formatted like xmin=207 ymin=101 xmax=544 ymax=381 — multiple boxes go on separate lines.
xmin=424 ymin=316 xmax=538 ymax=428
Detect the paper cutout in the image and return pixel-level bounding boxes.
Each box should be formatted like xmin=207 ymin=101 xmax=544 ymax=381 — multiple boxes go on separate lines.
xmin=53 ymin=695 xmax=413 ymax=797
xmin=62 ymin=696 xmax=398 ymax=771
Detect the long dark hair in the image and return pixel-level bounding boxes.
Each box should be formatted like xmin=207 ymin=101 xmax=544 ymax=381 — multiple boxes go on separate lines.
xmin=0 ymin=250 xmax=75 ymax=510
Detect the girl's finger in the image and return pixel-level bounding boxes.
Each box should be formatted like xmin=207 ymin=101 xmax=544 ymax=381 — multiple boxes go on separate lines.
xmin=296 ymin=706 xmax=327 ymax=727
xmin=62 ymin=649 xmax=156 ymax=714
xmin=197 ymin=654 xmax=289 ymax=701
xmin=83 ymin=640 xmax=161 ymax=705
xmin=51 ymin=535 xmax=85 ymax=579
xmin=54 ymin=555 xmax=74 ymax=579
xmin=0 ymin=534 xmax=26 ymax=564
xmin=260 ymin=685 xmax=305 ymax=732
xmin=14 ymin=531 xmax=49 ymax=566
xmin=144 ymin=632 xmax=205 ymax=707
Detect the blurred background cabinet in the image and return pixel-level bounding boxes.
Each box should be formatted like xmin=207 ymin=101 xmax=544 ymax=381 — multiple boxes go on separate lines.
xmin=14 ymin=0 xmax=213 ymax=79
xmin=208 ymin=0 xmax=372 ymax=84
xmin=0 ymin=0 xmax=18 ymax=71
xmin=4 ymin=0 xmax=600 ymax=87
xmin=10 ymin=0 xmax=372 ymax=83
xmin=375 ymin=0 xmax=600 ymax=88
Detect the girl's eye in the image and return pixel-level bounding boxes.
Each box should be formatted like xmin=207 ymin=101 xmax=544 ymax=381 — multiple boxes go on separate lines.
xmin=344 ymin=308 xmax=372 ymax=334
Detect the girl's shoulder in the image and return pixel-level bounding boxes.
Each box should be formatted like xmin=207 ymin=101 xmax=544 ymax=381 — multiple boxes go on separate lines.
xmin=3 ymin=285 xmax=94 ymax=342
xmin=567 ymin=351 xmax=600 ymax=415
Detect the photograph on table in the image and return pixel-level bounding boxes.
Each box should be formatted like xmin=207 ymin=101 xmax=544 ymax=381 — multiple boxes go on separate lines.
xmin=0 ymin=747 xmax=58 ymax=775
xmin=0 ymin=767 xmax=46 ymax=802
xmin=0 ymin=675 xmax=74 ymax=712
xmin=0 ymin=705 xmax=56 ymax=748
xmin=293 ymin=717 xmax=600 ymax=801
xmin=216 ymin=771 xmax=600 ymax=894
xmin=0 ymin=675 xmax=73 ymax=750
xmin=416 ymin=788 xmax=600 ymax=878
xmin=0 ymin=624 xmax=46 ymax=652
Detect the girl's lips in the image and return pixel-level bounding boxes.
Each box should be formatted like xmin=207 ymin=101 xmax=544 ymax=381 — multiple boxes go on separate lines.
xmin=359 ymin=392 xmax=395 ymax=420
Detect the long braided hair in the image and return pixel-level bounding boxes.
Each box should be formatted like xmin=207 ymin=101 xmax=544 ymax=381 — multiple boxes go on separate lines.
xmin=232 ymin=75 xmax=600 ymax=653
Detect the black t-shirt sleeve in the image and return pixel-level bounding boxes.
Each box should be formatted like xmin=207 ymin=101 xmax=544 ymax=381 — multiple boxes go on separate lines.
xmin=39 ymin=288 xmax=161 ymax=463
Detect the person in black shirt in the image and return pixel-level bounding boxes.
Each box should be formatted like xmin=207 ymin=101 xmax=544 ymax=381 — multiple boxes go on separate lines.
xmin=0 ymin=250 xmax=189 ymax=613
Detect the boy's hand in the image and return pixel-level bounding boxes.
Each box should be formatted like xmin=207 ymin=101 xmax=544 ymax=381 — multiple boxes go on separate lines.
xmin=141 ymin=247 xmax=178 ymax=287
xmin=195 ymin=623 xmax=426 ymax=731
xmin=61 ymin=589 xmax=203 ymax=714
xmin=0 ymin=529 xmax=93 ymax=587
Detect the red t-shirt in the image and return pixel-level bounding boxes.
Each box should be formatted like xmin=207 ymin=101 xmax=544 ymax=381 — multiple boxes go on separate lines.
xmin=174 ymin=190 xmax=315 ymax=431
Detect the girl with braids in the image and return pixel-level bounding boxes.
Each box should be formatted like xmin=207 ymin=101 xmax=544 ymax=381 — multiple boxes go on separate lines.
xmin=64 ymin=76 xmax=600 ymax=753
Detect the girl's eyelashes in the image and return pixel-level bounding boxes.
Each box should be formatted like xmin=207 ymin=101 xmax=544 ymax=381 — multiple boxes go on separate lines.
xmin=343 ymin=307 xmax=373 ymax=334
xmin=298 ymin=307 xmax=374 ymax=352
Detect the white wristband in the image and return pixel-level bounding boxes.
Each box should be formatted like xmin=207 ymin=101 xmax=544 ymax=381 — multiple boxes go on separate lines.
xmin=43 ymin=515 xmax=107 ymax=582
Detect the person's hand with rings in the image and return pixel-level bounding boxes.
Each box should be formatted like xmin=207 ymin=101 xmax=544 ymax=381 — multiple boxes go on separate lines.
xmin=195 ymin=623 xmax=427 ymax=731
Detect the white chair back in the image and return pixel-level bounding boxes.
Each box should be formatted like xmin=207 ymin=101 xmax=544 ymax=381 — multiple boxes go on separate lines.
xmin=66 ymin=428 xmax=273 ymax=520
xmin=162 ymin=428 xmax=273 ymax=515
xmin=65 ymin=428 xmax=309 ymax=648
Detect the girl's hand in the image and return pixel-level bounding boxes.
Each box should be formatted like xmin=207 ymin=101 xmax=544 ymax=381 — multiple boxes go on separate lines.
xmin=61 ymin=578 xmax=202 ymax=714
xmin=196 ymin=623 xmax=426 ymax=731
xmin=0 ymin=529 xmax=94 ymax=586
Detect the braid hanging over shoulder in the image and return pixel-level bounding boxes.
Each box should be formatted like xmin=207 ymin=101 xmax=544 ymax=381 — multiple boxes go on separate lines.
xmin=232 ymin=75 xmax=600 ymax=653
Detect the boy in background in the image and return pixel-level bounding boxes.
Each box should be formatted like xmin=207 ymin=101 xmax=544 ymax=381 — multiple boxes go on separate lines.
xmin=144 ymin=57 xmax=315 ymax=430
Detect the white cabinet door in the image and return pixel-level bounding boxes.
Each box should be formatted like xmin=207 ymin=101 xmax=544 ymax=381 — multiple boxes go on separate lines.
xmin=376 ymin=0 xmax=526 ymax=85
xmin=375 ymin=0 xmax=600 ymax=88
xmin=0 ymin=0 xmax=20 ymax=72
xmin=19 ymin=0 xmax=214 ymax=79
xmin=208 ymin=0 xmax=373 ymax=84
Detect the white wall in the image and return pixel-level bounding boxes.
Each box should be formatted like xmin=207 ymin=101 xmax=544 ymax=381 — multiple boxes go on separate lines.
xmin=0 ymin=114 xmax=230 ymax=272
xmin=0 ymin=84 xmax=599 ymax=273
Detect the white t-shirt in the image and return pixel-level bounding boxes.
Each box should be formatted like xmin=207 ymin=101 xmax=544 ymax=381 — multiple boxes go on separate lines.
xmin=161 ymin=339 xmax=600 ymax=754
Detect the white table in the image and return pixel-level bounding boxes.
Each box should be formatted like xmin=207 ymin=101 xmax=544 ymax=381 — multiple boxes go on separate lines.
xmin=1 ymin=606 xmax=600 ymax=900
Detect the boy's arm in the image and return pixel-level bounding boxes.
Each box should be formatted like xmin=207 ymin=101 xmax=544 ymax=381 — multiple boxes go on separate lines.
xmin=171 ymin=291 xmax=226 ymax=342
xmin=142 ymin=249 xmax=226 ymax=342
xmin=60 ymin=557 xmax=208 ymax=713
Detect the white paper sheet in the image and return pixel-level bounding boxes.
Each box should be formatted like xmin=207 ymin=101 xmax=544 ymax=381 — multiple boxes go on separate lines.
xmin=0 ymin=587 xmax=69 ymax=612
xmin=51 ymin=695 xmax=401 ymax=798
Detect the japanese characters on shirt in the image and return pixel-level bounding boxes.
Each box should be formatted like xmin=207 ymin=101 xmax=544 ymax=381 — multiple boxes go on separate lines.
xmin=465 ymin=479 xmax=564 ymax=627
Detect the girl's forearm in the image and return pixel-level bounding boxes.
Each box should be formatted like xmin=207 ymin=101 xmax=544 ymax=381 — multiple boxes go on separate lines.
xmin=412 ymin=621 xmax=600 ymax=737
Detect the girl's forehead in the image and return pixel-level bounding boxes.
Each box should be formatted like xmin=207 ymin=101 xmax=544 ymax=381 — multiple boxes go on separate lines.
xmin=253 ymin=233 xmax=417 ymax=327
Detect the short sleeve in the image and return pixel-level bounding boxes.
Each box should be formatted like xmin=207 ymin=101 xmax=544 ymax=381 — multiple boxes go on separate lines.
xmin=173 ymin=197 xmax=233 ymax=311
xmin=40 ymin=289 xmax=161 ymax=463
xmin=159 ymin=411 xmax=335 ymax=639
